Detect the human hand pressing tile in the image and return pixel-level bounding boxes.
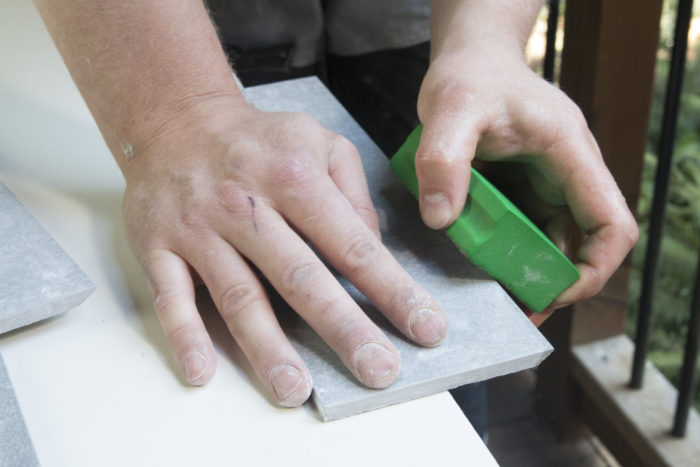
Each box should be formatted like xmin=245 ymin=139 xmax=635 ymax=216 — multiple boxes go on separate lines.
xmin=33 ymin=0 xmax=448 ymax=408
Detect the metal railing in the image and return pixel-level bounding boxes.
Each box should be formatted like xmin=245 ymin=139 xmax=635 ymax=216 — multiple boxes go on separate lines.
xmin=545 ymin=0 xmax=700 ymax=438
xmin=543 ymin=0 xmax=560 ymax=83
xmin=628 ymin=0 xmax=698 ymax=438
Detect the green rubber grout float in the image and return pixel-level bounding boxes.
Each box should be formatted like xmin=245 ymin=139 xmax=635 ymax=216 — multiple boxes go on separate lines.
xmin=390 ymin=125 xmax=580 ymax=312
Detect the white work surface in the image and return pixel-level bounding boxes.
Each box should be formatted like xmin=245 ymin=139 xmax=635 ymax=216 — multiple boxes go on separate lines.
xmin=0 ymin=2 xmax=498 ymax=466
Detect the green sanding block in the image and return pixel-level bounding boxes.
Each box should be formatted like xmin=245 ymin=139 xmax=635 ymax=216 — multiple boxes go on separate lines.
xmin=390 ymin=125 xmax=579 ymax=312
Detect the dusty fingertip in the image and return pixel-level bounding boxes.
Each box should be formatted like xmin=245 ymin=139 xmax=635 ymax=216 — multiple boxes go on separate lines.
xmin=551 ymin=264 xmax=586 ymax=306
xmin=409 ymin=307 xmax=448 ymax=347
xmin=183 ymin=351 xmax=212 ymax=385
xmin=270 ymin=364 xmax=312 ymax=407
xmin=353 ymin=342 xmax=401 ymax=389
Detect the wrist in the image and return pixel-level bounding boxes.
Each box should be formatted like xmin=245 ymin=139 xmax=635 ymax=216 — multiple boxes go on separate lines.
xmin=431 ymin=40 xmax=527 ymax=70
xmin=430 ymin=0 xmax=542 ymax=63
xmin=117 ymin=87 xmax=252 ymax=180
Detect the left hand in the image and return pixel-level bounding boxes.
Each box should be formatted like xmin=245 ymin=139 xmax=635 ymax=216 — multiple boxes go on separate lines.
xmin=415 ymin=45 xmax=638 ymax=326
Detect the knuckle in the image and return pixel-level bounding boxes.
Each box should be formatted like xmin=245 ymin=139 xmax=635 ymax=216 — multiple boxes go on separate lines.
xmin=140 ymin=246 xmax=167 ymax=271
xmin=388 ymin=285 xmax=433 ymax=320
xmin=539 ymin=101 xmax=588 ymax=147
xmin=551 ymin=101 xmax=588 ymax=137
xmin=214 ymin=182 xmax=254 ymax=219
xmin=423 ymin=80 xmax=474 ymax=114
xmin=249 ymin=339 xmax=293 ymax=374
xmin=135 ymin=233 xmax=164 ymax=256
xmin=548 ymin=87 xmax=587 ymax=125
xmin=318 ymin=297 xmax=345 ymax=320
xmin=330 ymin=134 xmax=357 ymax=156
xmin=624 ymin=217 xmax=640 ymax=248
xmin=249 ymin=337 xmax=277 ymax=362
xmin=583 ymin=269 xmax=606 ymax=299
xmin=151 ymin=287 xmax=182 ymax=318
xmin=178 ymin=209 xmax=207 ymax=233
xmin=329 ymin=313 xmax=366 ymax=351
xmin=292 ymin=112 xmax=321 ymax=130
xmin=271 ymin=155 xmax=314 ymax=189
xmin=328 ymin=135 xmax=357 ymax=170
xmin=354 ymin=202 xmax=378 ymax=219
xmin=280 ymin=260 xmax=323 ymax=296
xmin=268 ymin=112 xmax=323 ymax=152
xmin=278 ymin=113 xmax=324 ymax=140
xmin=165 ymin=323 xmax=193 ymax=349
xmin=219 ymin=283 xmax=260 ymax=324
xmin=312 ymin=298 xmax=352 ymax=335
xmin=567 ymin=104 xmax=588 ymax=129
xmin=355 ymin=203 xmax=381 ymax=232
xmin=415 ymin=146 xmax=453 ymax=173
xmin=342 ymin=232 xmax=382 ymax=274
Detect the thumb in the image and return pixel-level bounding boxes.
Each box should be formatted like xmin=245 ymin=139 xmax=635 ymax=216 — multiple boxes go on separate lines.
xmin=414 ymin=114 xmax=481 ymax=229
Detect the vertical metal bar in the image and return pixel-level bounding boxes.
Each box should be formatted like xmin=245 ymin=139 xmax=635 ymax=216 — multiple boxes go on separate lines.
xmin=673 ymin=250 xmax=700 ymax=437
xmin=630 ymin=0 xmax=695 ymax=389
xmin=543 ymin=0 xmax=560 ymax=82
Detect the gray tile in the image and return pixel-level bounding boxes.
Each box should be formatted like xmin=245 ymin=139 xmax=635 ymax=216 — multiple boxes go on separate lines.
xmin=246 ymin=78 xmax=553 ymax=421
xmin=0 ymin=353 xmax=39 ymax=467
xmin=0 ymin=180 xmax=94 ymax=334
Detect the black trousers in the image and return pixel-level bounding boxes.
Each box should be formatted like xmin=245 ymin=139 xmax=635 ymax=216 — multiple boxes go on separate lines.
xmin=233 ymin=42 xmax=429 ymax=156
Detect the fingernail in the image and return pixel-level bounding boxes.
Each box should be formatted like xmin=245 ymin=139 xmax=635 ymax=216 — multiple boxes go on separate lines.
xmin=421 ymin=192 xmax=452 ymax=229
xmin=354 ymin=343 xmax=399 ymax=388
xmin=270 ymin=364 xmax=310 ymax=407
xmin=409 ymin=308 xmax=447 ymax=347
xmin=183 ymin=351 xmax=208 ymax=384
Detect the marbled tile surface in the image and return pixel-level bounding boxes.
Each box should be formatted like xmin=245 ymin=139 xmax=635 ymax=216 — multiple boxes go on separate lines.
xmin=246 ymin=78 xmax=553 ymax=421
xmin=0 ymin=352 xmax=39 ymax=466
xmin=0 ymin=180 xmax=94 ymax=334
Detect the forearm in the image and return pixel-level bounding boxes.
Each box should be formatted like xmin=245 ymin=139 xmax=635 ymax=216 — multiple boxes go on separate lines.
xmin=33 ymin=0 xmax=241 ymax=173
xmin=430 ymin=0 xmax=544 ymax=59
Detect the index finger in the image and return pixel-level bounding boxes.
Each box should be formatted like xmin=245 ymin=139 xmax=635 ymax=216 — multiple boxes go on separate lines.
xmin=543 ymin=128 xmax=639 ymax=305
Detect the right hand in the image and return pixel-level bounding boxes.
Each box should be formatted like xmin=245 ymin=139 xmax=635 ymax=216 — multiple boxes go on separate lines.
xmin=122 ymin=94 xmax=448 ymax=406
xmin=414 ymin=45 xmax=638 ymax=326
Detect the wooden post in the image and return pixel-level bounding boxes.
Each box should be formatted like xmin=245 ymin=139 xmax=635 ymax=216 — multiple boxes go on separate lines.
xmin=537 ymin=0 xmax=663 ymax=440
xmin=561 ymin=0 xmax=663 ymax=343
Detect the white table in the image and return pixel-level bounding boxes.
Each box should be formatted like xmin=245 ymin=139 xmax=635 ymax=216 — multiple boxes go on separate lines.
xmin=0 ymin=2 xmax=497 ymax=465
